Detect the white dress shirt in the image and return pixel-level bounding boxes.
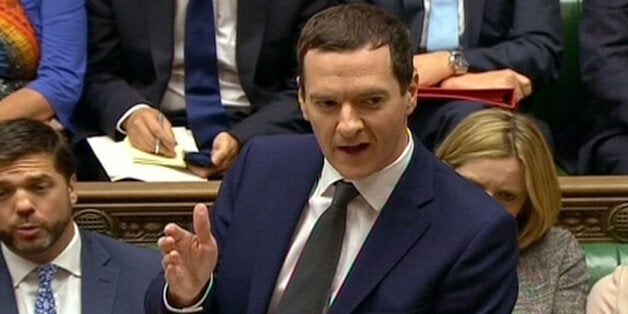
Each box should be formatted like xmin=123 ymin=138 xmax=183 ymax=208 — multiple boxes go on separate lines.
xmin=267 ymin=135 xmax=415 ymax=312
xmin=117 ymin=0 xmax=248 ymax=132
xmin=2 ymin=223 xmax=82 ymax=314
xmin=164 ymin=134 xmax=415 ymax=313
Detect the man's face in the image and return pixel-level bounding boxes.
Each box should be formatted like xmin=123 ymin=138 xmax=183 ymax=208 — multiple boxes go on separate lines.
xmin=0 ymin=153 xmax=77 ymax=264
xmin=299 ymin=45 xmax=417 ymax=179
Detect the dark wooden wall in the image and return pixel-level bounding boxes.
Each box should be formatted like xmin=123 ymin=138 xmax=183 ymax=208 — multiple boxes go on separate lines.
xmin=72 ymin=176 xmax=628 ymax=246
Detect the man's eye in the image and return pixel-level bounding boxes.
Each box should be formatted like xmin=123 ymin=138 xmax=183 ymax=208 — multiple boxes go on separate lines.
xmin=33 ymin=183 xmax=51 ymax=194
xmin=364 ymin=97 xmax=383 ymax=106
xmin=316 ymin=100 xmax=338 ymax=109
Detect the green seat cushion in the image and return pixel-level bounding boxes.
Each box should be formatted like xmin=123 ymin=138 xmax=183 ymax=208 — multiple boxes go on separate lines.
xmin=582 ymin=243 xmax=628 ymax=287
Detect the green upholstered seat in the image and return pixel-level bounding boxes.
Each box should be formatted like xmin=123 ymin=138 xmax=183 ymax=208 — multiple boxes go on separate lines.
xmin=582 ymin=243 xmax=628 ymax=287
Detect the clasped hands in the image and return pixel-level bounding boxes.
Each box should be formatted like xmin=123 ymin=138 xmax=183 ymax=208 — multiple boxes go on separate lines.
xmin=158 ymin=204 xmax=218 ymax=307
xmin=123 ymin=108 xmax=240 ymax=178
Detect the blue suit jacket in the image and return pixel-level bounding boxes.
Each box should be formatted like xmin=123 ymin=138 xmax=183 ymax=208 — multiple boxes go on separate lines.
xmin=146 ymin=134 xmax=519 ymax=313
xmin=0 ymin=229 xmax=161 ymax=314
xmin=345 ymin=0 xmax=562 ymax=88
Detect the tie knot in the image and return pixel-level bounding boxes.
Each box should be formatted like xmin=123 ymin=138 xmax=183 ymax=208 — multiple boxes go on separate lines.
xmin=331 ymin=181 xmax=359 ymax=209
xmin=37 ymin=264 xmax=59 ymax=284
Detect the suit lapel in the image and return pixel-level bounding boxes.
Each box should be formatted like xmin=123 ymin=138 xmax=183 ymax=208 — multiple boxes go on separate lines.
xmin=331 ymin=143 xmax=436 ymax=313
xmin=247 ymin=139 xmax=324 ymax=313
xmin=235 ymin=0 xmax=268 ymax=93
xmin=144 ymin=0 xmax=175 ymax=93
xmin=80 ymin=231 xmax=119 ymax=314
xmin=0 ymin=253 xmax=19 ymax=314
xmin=463 ymin=0 xmax=485 ymax=47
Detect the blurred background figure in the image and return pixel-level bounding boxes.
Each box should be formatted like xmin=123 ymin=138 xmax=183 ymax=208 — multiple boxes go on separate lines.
xmin=587 ymin=264 xmax=628 ymax=313
xmin=437 ymin=108 xmax=589 ymax=313
xmin=344 ymin=0 xmax=562 ymax=151
xmin=568 ymin=0 xmax=627 ymax=175
xmin=0 ymin=0 xmax=86 ymax=132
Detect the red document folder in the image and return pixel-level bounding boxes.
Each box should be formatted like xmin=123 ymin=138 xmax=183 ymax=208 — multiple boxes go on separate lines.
xmin=417 ymin=87 xmax=518 ymax=109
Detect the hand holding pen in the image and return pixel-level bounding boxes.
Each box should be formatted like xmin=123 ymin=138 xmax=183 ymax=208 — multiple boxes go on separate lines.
xmin=123 ymin=107 xmax=177 ymax=157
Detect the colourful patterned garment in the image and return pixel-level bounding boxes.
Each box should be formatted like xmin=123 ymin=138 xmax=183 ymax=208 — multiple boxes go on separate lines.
xmin=0 ymin=0 xmax=40 ymax=97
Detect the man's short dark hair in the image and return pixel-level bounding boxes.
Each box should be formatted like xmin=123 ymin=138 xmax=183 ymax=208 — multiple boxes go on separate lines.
xmin=0 ymin=119 xmax=76 ymax=180
xmin=297 ymin=3 xmax=414 ymax=94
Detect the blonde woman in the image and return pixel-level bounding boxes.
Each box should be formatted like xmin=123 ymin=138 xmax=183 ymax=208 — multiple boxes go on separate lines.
xmin=437 ymin=108 xmax=589 ymax=313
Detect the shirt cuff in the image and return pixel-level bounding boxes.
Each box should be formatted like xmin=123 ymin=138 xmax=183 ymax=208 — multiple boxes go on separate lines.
xmin=162 ymin=274 xmax=213 ymax=313
xmin=116 ymin=104 xmax=152 ymax=134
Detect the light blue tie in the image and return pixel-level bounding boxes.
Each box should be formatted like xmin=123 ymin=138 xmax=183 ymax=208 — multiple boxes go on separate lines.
xmin=35 ymin=264 xmax=59 ymax=314
xmin=426 ymin=0 xmax=460 ymax=51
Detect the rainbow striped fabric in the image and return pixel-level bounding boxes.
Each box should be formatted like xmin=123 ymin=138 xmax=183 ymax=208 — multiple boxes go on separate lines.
xmin=0 ymin=0 xmax=40 ymax=81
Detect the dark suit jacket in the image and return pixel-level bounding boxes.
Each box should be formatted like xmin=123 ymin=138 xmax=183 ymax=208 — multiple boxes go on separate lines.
xmin=346 ymin=0 xmax=562 ymax=88
xmin=75 ymin=0 xmax=334 ymax=143
xmin=0 ymin=229 xmax=161 ymax=314
xmin=573 ymin=0 xmax=628 ymax=174
xmin=145 ymin=134 xmax=519 ymax=313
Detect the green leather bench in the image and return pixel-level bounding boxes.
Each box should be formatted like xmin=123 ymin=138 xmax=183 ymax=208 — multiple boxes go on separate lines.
xmin=583 ymin=243 xmax=628 ymax=287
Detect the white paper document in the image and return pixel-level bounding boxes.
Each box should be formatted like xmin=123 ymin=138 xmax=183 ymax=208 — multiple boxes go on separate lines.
xmin=86 ymin=127 xmax=205 ymax=182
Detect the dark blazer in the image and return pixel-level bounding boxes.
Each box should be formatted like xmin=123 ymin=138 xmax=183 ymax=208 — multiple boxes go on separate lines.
xmin=345 ymin=0 xmax=562 ymax=88
xmin=75 ymin=0 xmax=334 ymax=143
xmin=573 ymin=0 xmax=628 ymax=174
xmin=0 ymin=229 xmax=161 ymax=314
xmin=145 ymin=134 xmax=519 ymax=313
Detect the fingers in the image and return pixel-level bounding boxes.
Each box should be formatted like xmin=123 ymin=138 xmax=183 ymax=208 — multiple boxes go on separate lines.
xmin=125 ymin=108 xmax=177 ymax=157
xmin=210 ymin=132 xmax=240 ymax=172
xmin=193 ymin=204 xmax=213 ymax=246
xmin=514 ymin=72 xmax=533 ymax=98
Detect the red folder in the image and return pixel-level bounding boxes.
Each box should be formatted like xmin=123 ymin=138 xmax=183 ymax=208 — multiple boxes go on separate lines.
xmin=418 ymin=87 xmax=518 ymax=109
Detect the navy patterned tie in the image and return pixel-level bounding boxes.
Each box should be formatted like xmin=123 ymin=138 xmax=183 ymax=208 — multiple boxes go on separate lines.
xmin=35 ymin=264 xmax=59 ymax=314
xmin=184 ymin=0 xmax=230 ymax=150
xmin=277 ymin=181 xmax=359 ymax=313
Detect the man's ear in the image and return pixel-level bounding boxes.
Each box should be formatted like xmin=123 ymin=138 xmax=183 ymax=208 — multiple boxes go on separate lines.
xmin=68 ymin=174 xmax=78 ymax=205
xmin=405 ymin=71 xmax=419 ymax=114
xmin=297 ymin=77 xmax=310 ymax=121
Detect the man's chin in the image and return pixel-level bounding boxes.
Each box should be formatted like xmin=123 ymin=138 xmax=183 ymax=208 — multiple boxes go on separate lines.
xmin=5 ymin=236 xmax=53 ymax=257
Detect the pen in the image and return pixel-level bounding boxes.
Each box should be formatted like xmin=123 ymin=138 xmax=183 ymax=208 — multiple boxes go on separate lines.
xmin=154 ymin=112 xmax=164 ymax=155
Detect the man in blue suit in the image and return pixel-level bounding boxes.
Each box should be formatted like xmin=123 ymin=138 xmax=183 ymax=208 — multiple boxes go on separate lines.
xmin=0 ymin=119 xmax=162 ymax=313
xmin=147 ymin=4 xmax=519 ymax=313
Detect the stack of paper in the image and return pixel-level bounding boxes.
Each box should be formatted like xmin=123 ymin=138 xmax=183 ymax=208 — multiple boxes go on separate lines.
xmin=87 ymin=127 xmax=205 ymax=182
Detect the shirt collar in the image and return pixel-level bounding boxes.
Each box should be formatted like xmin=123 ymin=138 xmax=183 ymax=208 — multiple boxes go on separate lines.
xmin=1 ymin=223 xmax=82 ymax=287
xmin=319 ymin=132 xmax=414 ymax=212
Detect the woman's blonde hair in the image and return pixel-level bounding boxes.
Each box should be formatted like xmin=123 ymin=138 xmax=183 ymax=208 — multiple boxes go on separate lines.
xmin=436 ymin=109 xmax=560 ymax=250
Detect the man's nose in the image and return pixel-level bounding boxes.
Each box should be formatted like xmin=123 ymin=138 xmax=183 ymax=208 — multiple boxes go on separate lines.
xmin=13 ymin=190 xmax=36 ymax=215
xmin=337 ymin=103 xmax=363 ymax=136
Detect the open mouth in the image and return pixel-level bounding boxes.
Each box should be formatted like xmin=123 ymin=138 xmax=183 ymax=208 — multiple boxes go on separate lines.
xmin=338 ymin=143 xmax=369 ymax=154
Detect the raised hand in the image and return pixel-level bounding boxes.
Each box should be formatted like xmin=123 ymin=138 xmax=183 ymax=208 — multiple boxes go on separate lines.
xmin=158 ymin=203 xmax=218 ymax=306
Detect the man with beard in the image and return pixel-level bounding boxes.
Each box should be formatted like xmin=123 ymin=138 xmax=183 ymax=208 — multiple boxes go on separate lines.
xmin=0 ymin=119 xmax=162 ymax=313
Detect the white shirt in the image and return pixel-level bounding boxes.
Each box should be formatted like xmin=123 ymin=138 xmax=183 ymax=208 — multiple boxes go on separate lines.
xmin=2 ymin=223 xmax=82 ymax=314
xmin=117 ymin=0 xmax=248 ymax=132
xmin=267 ymin=135 xmax=415 ymax=312
xmin=164 ymin=134 xmax=415 ymax=313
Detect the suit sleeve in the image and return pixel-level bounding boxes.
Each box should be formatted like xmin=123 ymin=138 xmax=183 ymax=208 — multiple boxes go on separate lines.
xmin=434 ymin=212 xmax=519 ymax=313
xmin=579 ymin=0 xmax=628 ymax=126
xmin=465 ymin=0 xmax=562 ymax=88
xmin=83 ymin=0 xmax=153 ymax=138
